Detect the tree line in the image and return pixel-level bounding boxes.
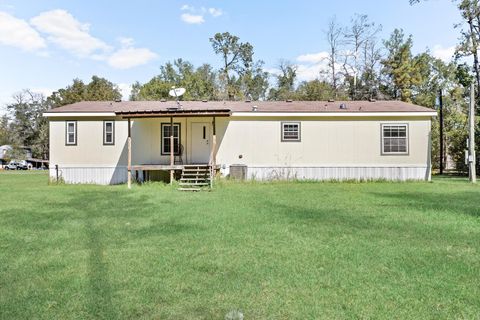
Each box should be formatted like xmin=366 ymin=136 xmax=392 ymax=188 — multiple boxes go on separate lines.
xmin=2 ymin=1 xmax=479 ymax=173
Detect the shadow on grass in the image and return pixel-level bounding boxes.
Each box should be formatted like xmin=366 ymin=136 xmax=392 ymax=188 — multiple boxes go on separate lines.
xmin=371 ymin=191 xmax=480 ymax=218
xmin=131 ymin=220 xmax=198 ymax=237
xmin=64 ymin=189 xmax=201 ymax=318
xmin=266 ymin=202 xmax=375 ymax=232
xmin=262 ymin=195 xmax=480 ymax=245
xmin=84 ymin=215 xmax=118 ymax=320
xmin=67 ymin=190 xmax=136 ymax=319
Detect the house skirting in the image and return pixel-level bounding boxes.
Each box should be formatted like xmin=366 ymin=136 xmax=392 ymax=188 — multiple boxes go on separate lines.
xmin=49 ymin=166 xmax=128 ymax=185
xmin=50 ymin=164 xmax=430 ymax=185
xmin=244 ymin=165 xmax=430 ymax=181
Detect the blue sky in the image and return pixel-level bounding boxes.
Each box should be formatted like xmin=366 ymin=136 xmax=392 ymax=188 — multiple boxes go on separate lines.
xmin=0 ymin=0 xmax=461 ymax=113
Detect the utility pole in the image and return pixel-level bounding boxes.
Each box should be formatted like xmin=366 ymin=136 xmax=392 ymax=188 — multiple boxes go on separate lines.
xmin=468 ymin=83 xmax=476 ymax=183
xmin=439 ymin=89 xmax=444 ymax=174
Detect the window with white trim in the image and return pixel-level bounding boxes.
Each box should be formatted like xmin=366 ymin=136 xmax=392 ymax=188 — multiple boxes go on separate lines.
xmin=66 ymin=121 xmax=77 ymax=145
xmin=161 ymin=123 xmax=180 ymax=155
xmin=103 ymin=121 xmax=115 ymax=145
xmin=382 ymin=124 xmax=408 ymax=154
xmin=282 ymin=122 xmax=301 ymax=141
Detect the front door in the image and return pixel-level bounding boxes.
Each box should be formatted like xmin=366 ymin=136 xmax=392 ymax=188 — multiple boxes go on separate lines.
xmin=191 ymin=122 xmax=210 ymax=164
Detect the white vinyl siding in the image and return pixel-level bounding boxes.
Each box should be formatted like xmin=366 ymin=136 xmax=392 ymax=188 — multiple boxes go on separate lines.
xmin=48 ymin=117 xmax=432 ymax=184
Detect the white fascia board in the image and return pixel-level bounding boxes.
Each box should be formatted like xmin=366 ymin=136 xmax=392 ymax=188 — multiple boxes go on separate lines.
xmin=43 ymin=112 xmax=116 ymax=118
xmin=231 ymin=112 xmax=437 ymax=117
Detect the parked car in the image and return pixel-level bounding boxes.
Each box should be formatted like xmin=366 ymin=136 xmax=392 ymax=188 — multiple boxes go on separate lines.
xmin=16 ymin=160 xmax=29 ymax=170
xmin=4 ymin=160 xmax=29 ymax=170
xmin=5 ymin=160 xmax=19 ymax=170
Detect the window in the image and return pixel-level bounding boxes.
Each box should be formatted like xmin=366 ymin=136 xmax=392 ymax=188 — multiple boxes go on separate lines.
xmin=65 ymin=121 xmax=77 ymax=145
xmin=103 ymin=121 xmax=115 ymax=145
xmin=282 ymin=122 xmax=301 ymax=141
xmin=161 ymin=123 xmax=181 ymax=155
xmin=382 ymin=124 xmax=408 ymax=154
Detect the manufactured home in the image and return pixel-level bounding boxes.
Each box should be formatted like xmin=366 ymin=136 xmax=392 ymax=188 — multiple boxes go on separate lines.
xmin=43 ymin=100 xmax=436 ymax=185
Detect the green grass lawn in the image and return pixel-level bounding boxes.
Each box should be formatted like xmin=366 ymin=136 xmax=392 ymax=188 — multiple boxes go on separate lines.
xmin=0 ymin=172 xmax=479 ymax=319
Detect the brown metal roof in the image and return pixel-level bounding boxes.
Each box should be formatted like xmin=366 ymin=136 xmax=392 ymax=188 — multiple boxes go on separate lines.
xmin=46 ymin=100 xmax=436 ymax=114
xmin=116 ymin=109 xmax=232 ymax=118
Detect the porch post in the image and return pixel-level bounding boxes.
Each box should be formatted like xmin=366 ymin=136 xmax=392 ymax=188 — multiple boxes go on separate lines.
xmin=127 ymin=118 xmax=132 ymax=189
xmin=212 ymin=116 xmax=217 ymax=168
xmin=211 ymin=116 xmax=217 ymax=188
xmin=170 ymin=116 xmax=174 ymax=184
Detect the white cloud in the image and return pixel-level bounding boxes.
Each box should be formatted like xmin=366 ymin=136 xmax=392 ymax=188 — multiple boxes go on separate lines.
xmin=0 ymin=4 xmax=15 ymax=11
xmin=118 ymin=37 xmax=134 ymax=47
xmin=180 ymin=4 xmax=194 ymax=11
xmin=297 ymin=52 xmax=329 ymax=64
xmin=31 ymin=87 xmax=55 ymax=98
xmin=107 ymin=37 xmax=157 ymax=69
xmin=107 ymin=47 xmax=157 ymax=69
xmin=0 ymin=11 xmax=46 ymax=51
xmin=296 ymin=63 xmax=329 ymax=81
xmin=180 ymin=5 xmax=223 ymax=23
xmin=0 ymin=87 xmax=55 ymax=115
xmin=295 ymin=51 xmax=331 ymax=81
xmin=264 ymin=67 xmax=281 ymax=76
xmin=266 ymin=52 xmax=332 ymax=83
xmin=432 ymin=45 xmax=455 ymax=62
xmin=30 ymin=9 xmax=110 ymax=57
xmin=107 ymin=35 xmax=157 ymax=69
xmin=180 ymin=13 xmax=205 ymax=24
xmin=208 ymin=7 xmax=223 ymax=17
xmin=117 ymin=83 xmax=132 ymax=100
xmin=0 ymin=9 xmax=157 ymax=70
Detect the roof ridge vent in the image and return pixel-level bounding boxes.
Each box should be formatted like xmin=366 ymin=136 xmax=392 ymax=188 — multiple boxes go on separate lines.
xmin=202 ymin=99 xmax=208 ymax=103
xmin=286 ymin=99 xmax=293 ymax=103
xmin=328 ymin=99 xmax=335 ymax=103
xmin=160 ymin=98 xmax=167 ymax=102
xmin=369 ymin=98 xmax=377 ymax=102
xmin=245 ymin=99 xmax=251 ymax=103
xmin=114 ymin=99 xmax=122 ymax=102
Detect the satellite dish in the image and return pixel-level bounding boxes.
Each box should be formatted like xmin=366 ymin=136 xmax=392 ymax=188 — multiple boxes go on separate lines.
xmin=169 ymin=87 xmax=186 ymax=98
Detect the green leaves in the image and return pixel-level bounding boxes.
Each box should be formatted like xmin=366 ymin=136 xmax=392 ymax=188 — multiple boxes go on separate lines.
xmin=210 ymin=32 xmax=261 ymax=100
xmin=381 ymin=29 xmax=426 ymax=102
xmin=131 ymin=59 xmax=218 ymax=101
xmin=6 ymin=90 xmax=49 ymax=159
xmin=48 ymin=76 xmax=122 ymax=108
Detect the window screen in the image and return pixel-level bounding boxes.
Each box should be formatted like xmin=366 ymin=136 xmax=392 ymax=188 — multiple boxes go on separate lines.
xmin=66 ymin=121 xmax=76 ymax=145
xmin=282 ymin=122 xmax=301 ymax=141
xmin=382 ymin=124 xmax=408 ymax=154
xmin=104 ymin=121 xmax=114 ymax=145
xmin=161 ymin=124 xmax=180 ymax=155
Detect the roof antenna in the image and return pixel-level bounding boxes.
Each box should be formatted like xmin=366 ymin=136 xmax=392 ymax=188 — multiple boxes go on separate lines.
xmin=168 ymin=86 xmax=186 ymax=109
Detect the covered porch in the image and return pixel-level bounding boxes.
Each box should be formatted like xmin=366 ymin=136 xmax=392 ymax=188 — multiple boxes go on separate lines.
xmin=117 ymin=108 xmax=230 ymax=188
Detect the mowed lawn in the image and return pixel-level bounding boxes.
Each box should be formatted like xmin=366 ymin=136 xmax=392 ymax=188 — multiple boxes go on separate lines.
xmin=0 ymin=172 xmax=479 ymax=319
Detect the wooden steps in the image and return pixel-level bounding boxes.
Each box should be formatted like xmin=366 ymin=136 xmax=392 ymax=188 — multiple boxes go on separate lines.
xmin=178 ymin=165 xmax=212 ymax=191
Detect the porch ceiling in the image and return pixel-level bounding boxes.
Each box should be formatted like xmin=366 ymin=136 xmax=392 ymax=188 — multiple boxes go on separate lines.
xmin=116 ymin=109 xmax=231 ymax=118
